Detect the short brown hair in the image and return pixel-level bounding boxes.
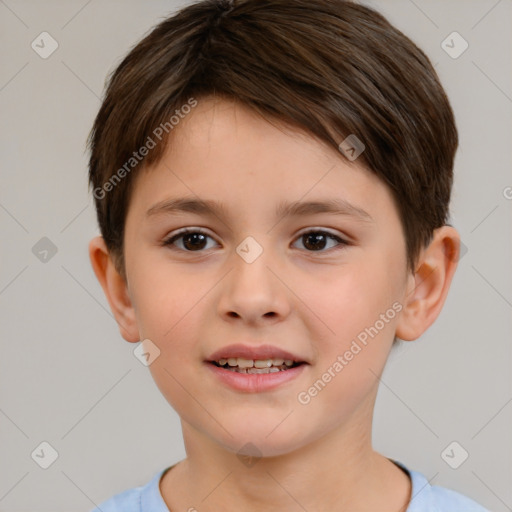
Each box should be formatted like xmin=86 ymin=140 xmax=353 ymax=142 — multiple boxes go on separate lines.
xmin=87 ymin=0 xmax=458 ymax=278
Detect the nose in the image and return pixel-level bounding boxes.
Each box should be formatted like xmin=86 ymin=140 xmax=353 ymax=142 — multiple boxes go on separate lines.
xmin=217 ymin=242 xmax=291 ymax=326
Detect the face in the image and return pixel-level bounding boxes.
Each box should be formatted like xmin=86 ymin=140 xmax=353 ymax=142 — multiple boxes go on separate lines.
xmin=122 ymin=97 xmax=410 ymax=457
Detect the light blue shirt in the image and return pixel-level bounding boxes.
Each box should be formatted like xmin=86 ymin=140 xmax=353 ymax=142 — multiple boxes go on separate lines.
xmin=90 ymin=460 xmax=489 ymax=511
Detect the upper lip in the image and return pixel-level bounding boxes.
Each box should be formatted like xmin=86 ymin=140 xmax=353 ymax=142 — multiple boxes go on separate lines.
xmin=206 ymin=344 xmax=308 ymax=363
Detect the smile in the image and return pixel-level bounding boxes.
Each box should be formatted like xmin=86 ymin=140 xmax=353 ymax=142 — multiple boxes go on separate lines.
xmin=206 ymin=359 xmax=307 ymax=393
xmin=212 ymin=357 xmax=301 ymax=373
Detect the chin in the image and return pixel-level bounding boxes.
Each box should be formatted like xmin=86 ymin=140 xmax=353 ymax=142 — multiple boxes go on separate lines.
xmin=221 ymin=436 xmax=304 ymax=459
xmin=213 ymin=416 xmax=312 ymax=459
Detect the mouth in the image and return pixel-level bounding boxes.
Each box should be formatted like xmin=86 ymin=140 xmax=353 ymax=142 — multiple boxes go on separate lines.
xmin=205 ymin=344 xmax=309 ymax=392
xmin=209 ymin=357 xmax=304 ymax=374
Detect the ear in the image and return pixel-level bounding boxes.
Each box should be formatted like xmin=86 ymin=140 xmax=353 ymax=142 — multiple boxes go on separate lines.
xmin=88 ymin=236 xmax=140 ymax=343
xmin=395 ymin=226 xmax=460 ymax=341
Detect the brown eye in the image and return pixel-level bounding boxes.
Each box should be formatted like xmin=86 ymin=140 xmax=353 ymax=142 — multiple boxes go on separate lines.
xmin=163 ymin=229 xmax=216 ymax=252
xmin=163 ymin=229 xmax=347 ymax=254
xmin=294 ymin=230 xmax=347 ymax=252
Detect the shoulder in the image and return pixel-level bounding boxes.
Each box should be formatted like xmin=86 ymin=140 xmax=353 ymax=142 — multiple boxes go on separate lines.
xmin=89 ymin=486 xmax=142 ymax=512
xmin=392 ymin=460 xmax=490 ymax=512
xmin=428 ymin=482 xmax=490 ymax=511
xmin=88 ymin=467 xmax=171 ymax=512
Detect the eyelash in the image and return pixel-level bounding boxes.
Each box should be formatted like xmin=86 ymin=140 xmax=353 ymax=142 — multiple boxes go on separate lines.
xmin=162 ymin=228 xmax=348 ymax=254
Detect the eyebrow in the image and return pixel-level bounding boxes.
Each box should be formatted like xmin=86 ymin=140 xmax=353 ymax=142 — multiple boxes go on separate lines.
xmin=146 ymin=196 xmax=374 ymax=223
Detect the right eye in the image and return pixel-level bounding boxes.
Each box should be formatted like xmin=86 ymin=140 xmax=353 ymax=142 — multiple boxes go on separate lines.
xmin=162 ymin=229 xmax=219 ymax=252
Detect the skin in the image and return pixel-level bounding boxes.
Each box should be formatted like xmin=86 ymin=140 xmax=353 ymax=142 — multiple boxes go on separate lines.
xmin=89 ymin=96 xmax=460 ymax=511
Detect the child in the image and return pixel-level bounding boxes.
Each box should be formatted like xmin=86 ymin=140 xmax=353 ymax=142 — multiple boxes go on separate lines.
xmin=87 ymin=0 xmax=489 ymax=510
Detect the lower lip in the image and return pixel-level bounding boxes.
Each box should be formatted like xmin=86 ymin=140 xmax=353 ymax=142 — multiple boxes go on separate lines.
xmin=205 ymin=362 xmax=307 ymax=392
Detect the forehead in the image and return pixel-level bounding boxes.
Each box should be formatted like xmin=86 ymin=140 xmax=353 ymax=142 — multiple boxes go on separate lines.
xmin=129 ymin=97 xmax=398 ymax=227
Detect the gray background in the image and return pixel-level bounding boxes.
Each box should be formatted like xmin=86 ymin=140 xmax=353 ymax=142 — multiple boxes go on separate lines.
xmin=0 ymin=0 xmax=511 ymax=510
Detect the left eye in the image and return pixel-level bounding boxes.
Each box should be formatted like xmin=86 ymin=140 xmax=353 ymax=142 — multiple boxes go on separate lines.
xmin=292 ymin=230 xmax=347 ymax=252
xmin=162 ymin=229 xmax=347 ymax=253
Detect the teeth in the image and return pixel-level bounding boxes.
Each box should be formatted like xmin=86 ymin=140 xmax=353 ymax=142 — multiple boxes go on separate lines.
xmin=247 ymin=367 xmax=268 ymax=374
xmin=254 ymin=359 xmax=272 ymax=368
xmin=236 ymin=358 xmax=254 ymax=369
xmin=226 ymin=366 xmax=283 ymax=374
xmin=215 ymin=357 xmax=298 ymax=372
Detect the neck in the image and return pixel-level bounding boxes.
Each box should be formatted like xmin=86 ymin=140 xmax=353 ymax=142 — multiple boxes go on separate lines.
xmin=160 ymin=392 xmax=411 ymax=512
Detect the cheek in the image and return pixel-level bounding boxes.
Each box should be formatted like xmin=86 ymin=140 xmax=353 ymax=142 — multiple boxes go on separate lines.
xmin=303 ymin=254 xmax=399 ymax=393
xmin=309 ymin=260 xmax=396 ymax=342
xmin=129 ymin=256 xmax=203 ymax=341
xmin=297 ymin=277 xmax=396 ymax=428
xmin=128 ymin=264 xmax=208 ymax=403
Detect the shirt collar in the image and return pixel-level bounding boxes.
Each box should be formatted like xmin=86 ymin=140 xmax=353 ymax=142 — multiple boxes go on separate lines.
xmin=140 ymin=465 xmax=174 ymax=511
xmin=391 ymin=459 xmax=438 ymax=512
xmin=141 ymin=460 xmax=437 ymax=512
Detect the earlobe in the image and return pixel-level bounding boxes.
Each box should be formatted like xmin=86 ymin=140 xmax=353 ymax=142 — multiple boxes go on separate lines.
xmin=395 ymin=226 xmax=460 ymax=342
xmin=88 ymin=236 xmax=140 ymax=343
